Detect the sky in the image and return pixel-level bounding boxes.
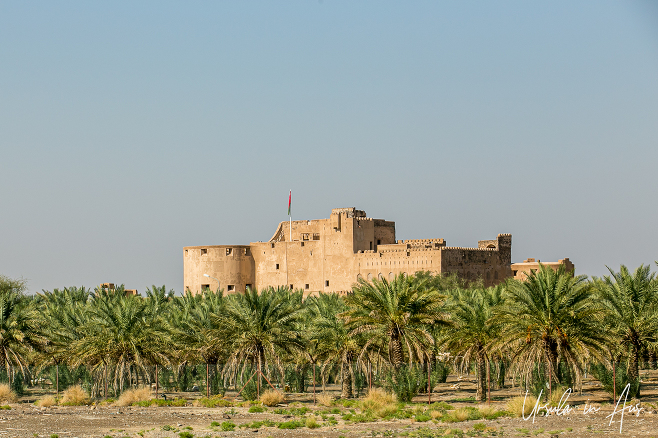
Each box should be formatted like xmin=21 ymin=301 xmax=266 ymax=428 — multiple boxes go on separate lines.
xmin=1 ymin=1 xmax=657 ymax=294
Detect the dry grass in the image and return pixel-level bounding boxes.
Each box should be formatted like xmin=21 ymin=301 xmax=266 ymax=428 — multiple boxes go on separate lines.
xmin=548 ymin=386 xmax=568 ymax=407
xmin=316 ymin=392 xmax=334 ymax=407
xmin=452 ymin=407 xmax=470 ymax=422
xmin=478 ymin=404 xmax=498 ymax=417
xmin=60 ymin=385 xmax=91 ymax=406
xmin=115 ymin=387 xmax=152 ymax=407
xmin=35 ymin=395 xmax=56 ymax=407
xmin=259 ymin=390 xmax=285 ymax=407
xmin=0 ymin=384 xmax=17 ymax=403
xmin=362 ymin=388 xmax=396 ymax=411
xmin=506 ymin=395 xmax=537 ymax=417
xmin=430 ymin=410 xmax=442 ymax=419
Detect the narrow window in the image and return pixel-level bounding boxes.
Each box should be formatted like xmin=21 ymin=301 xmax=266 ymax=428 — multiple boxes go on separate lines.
xmin=377 ymin=239 xmax=381 ymax=245
xmin=276 ymin=264 xmax=280 ymax=270
xmin=305 ymin=284 xmax=309 ymax=290
xmin=325 ymin=280 xmax=329 ymax=287
xmin=370 ymin=242 xmax=372 ymax=250
xmin=226 ymin=248 xmax=232 ymax=256
xmin=271 ymin=243 xmax=275 ymax=248
xmin=290 ymin=284 xmax=294 ymax=290
xmin=227 ymin=285 xmax=235 ymax=291
xmin=245 ymin=248 xmax=250 ymax=256
xmin=200 ymin=248 xmax=207 ymax=255
xmin=246 ymin=284 xmax=252 ymax=290
xmin=202 ymin=284 xmax=210 ymax=291
xmin=313 ymin=233 xmax=320 ymax=240
xmin=301 ymin=241 xmax=304 ymax=247
xmin=185 ymin=249 xmax=188 ymax=255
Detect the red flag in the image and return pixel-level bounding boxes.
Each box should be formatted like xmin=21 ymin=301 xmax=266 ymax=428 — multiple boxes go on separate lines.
xmin=288 ymin=190 xmax=291 ymax=216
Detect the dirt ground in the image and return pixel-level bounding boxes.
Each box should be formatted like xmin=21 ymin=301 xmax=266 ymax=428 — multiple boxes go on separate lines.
xmin=6 ymin=371 xmax=658 ymax=438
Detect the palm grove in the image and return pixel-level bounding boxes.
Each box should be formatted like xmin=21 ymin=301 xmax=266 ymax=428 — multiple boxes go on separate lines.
xmin=1 ymin=262 xmax=657 ymax=403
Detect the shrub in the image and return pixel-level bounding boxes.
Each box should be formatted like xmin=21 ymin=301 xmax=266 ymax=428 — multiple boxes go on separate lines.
xmin=221 ymin=421 xmax=236 ymax=431
xmin=197 ymin=395 xmax=233 ymax=408
xmin=260 ymin=390 xmax=284 ymax=407
xmin=60 ymin=385 xmax=90 ymax=406
xmin=443 ymin=407 xmax=473 ymax=423
xmin=115 ymin=387 xmax=152 ymax=406
xmin=506 ymin=395 xmax=537 ymax=417
xmin=278 ymin=420 xmax=304 ymax=429
xmin=305 ymin=417 xmax=321 ymax=428
xmin=0 ymin=384 xmax=17 ymax=403
xmin=362 ymin=388 xmax=396 ymax=411
xmin=316 ymin=392 xmax=334 ymax=407
xmin=385 ymin=365 xmax=424 ymax=402
xmin=591 ymin=362 xmax=639 ymax=400
xmin=178 ymin=432 xmax=194 ymax=438
xmin=149 ymin=398 xmax=186 ymax=407
xmin=36 ymin=395 xmax=56 ymax=407
xmin=249 ymin=405 xmax=266 ymax=413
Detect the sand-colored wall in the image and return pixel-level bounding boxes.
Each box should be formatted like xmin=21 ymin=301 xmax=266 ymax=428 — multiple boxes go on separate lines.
xmin=183 ymin=208 xmax=514 ymax=295
xmin=511 ymin=257 xmax=575 ymax=281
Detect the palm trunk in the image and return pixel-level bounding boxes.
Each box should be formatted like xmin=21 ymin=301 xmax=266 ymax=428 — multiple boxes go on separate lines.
xmin=476 ymin=349 xmax=487 ymax=402
xmin=341 ymin=361 xmax=353 ymax=399
xmin=390 ymin=330 xmax=404 ymax=368
xmin=629 ymin=345 xmax=640 ymax=398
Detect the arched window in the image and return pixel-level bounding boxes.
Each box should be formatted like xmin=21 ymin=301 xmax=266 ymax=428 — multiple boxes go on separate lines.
xmin=367 ymin=273 xmax=373 ymax=281
xmin=389 ymin=272 xmax=394 ymax=280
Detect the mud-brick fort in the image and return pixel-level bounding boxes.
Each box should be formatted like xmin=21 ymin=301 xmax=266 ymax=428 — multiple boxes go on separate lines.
xmin=184 ymin=207 xmax=571 ymax=295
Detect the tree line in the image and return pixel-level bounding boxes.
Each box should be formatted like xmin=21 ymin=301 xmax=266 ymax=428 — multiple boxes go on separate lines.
xmin=0 ymin=263 xmax=657 ymax=402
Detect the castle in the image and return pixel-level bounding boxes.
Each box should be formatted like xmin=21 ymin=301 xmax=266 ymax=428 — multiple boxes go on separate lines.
xmin=183 ymin=207 xmax=517 ymax=295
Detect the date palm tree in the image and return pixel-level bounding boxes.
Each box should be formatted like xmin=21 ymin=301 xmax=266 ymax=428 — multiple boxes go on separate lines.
xmin=593 ymin=264 xmax=658 ymax=398
xmin=494 ymin=264 xmax=605 ymax=392
xmin=0 ymin=275 xmax=40 ymax=384
xmin=71 ymin=286 xmax=170 ymax=393
xmin=440 ymin=286 xmax=503 ymax=401
xmin=35 ymin=286 xmax=91 ymax=396
xmin=210 ymin=286 xmax=305 ymax=390
xmin=307 ymin=293 xmax=361 ymax=398
xmin=344 ymin=272 xmax=445 ymax=368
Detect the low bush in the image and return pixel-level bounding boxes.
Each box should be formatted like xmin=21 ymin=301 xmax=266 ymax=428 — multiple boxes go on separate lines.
xmin=60 ymin=385 xmax=90 ymax=406
xmin=278 ymin=420 xmax=305 ymax=429
xmin=506 ymin=395 xmax=537 ymax=418
xmin=35 ymin=395 xmax=56 ymax=407
xmin=148 ymin=397 xmax=186 ymax=407
xmin=260 ymin=389 xmax=284 ymax=407
xmin=362 ymin=388 xmax=396 ymax=411
xmin=0 ymin=384 xmax=17 ymax=403
xmin=196 ymin=395 xmax=234 ymax=407
xmin=115 ymin=387 xmax=152 ymax=406
xmin=305 ymin=417 xmax=321 ymax=428
xmin=316 ymin=392 xmax=333 ymax=406
xmin=221 ymin=421 xmax=236 ymax=431
xmin=249 ymin=405 xmax=266 ymax=413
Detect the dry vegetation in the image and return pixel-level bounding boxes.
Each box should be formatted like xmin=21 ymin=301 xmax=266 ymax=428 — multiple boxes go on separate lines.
xmin=259 ymin=389 xmax=285 ymax=406
xmin=115 ymin=386 xmax=152 ymax=406
xmin=59 ymin=385 xmax=90 ymax=406
xmin=0 ymin=384 xmax=17 ymax=403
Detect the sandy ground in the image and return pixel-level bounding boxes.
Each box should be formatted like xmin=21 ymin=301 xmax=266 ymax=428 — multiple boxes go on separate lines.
xmin=6 ymin=372 xmax=658 ymax=438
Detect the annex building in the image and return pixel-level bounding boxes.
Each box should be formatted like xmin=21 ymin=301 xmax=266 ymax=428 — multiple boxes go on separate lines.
xmin=183 ymin=207 xmax=518 ymax=295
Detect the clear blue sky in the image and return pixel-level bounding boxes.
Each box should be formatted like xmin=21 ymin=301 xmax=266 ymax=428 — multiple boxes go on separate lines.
xmin=2 ymin=1 xmax=657 ymax=294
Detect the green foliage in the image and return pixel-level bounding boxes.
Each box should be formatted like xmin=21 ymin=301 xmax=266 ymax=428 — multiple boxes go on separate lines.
xmin=249 ymin=405 xmax=266 ymax=413
xmin=385 ymin=365 xmax=424 ymax=402
xmin=220 ymin=421 xmax=236 ymax=431
xmin=178 ymin=432 xmax=194 ymax=438
xmin=197 ymin=395 xmax=233 ymax=407
xmin=277 ymin=420 xmax=305 ymax=429
xmin=590 ymin=362 xmax=639 ymax=399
